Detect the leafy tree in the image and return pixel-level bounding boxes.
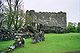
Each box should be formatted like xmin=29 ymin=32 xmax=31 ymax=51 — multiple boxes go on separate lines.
xmin=4 ymin=0 xmax=14 ymax=29
xmin=77 ymin=22 xmax=80 ymax=32
xmin=13 ymin=0 xmax=24 ymax=30
xmin=67 ymin=22 xmax=77 ymax=33
xmin=4 ymin=0 xmax=24 ymax=30
xmin=0 ymin=0 xmax=4 ymax=28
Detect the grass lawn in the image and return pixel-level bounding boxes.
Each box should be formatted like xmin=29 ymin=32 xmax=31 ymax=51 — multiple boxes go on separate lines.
xmin=0 ymin=33 xmax=80 ymax=53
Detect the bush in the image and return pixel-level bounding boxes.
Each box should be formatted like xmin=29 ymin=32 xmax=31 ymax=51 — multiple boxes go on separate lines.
xmin=77 ymin=22 xmax=80 ymax=33
xmin=67 ymin=22 xmax=77 ymax=33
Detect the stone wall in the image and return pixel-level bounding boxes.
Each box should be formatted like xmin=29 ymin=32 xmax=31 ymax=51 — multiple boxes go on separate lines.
xmin=26 ymin=10 xmax=67 ymax=33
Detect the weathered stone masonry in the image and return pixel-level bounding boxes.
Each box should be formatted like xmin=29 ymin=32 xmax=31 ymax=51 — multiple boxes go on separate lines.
xmin=26 ymin=10 xmax=67 ymax=33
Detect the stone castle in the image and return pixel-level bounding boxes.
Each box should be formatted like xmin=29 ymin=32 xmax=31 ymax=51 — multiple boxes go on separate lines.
xmin=26 ymin=10 xmax=67 ymax=33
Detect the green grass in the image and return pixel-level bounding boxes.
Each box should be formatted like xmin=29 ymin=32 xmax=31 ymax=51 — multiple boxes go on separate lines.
xmin=0 ymin=40 xmax=14 ymax=50
xmin=0 ymin=33 xmax=80 ymax=53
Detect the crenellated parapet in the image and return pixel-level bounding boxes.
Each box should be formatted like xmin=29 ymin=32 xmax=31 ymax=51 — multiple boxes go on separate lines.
xmin=26 ymin=10 xmax=67 ymax=33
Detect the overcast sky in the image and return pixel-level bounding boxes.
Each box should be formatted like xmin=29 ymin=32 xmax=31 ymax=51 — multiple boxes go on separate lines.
xmin=23 ymin=0 xmax=80 ymax=23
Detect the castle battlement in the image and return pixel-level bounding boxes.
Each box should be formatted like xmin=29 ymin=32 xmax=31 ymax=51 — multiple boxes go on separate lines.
xmin=26 ymin=10 xmax=67 ymax=33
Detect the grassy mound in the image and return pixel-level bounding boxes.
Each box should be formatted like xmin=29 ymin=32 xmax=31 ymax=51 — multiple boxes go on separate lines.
xmin=0 ymin=33 xmax=80 ymax=53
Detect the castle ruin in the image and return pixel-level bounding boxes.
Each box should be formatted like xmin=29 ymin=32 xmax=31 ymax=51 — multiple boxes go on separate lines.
xmin=26 ymin=10 xmax=67 ymax=33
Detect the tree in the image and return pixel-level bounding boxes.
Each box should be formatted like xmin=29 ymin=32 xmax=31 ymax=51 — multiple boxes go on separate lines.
xmin=13 ymin=0 xmax=24 ymax=30
xmin=67 ymin=22 xmax=77 ymax=33
xmin=0 ymin=0 xmax=4 ymax=28
xmin=5 ymin=0 xmax=13 ymax=29
xmin=77 ymin=22 xmax=80 ymax=32
xmin=4 ymin=0 xmax=24 ymax=30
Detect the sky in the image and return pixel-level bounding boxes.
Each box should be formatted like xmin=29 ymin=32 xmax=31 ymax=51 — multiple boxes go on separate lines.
xmin=23 ymin=0 xmax=80 ymax=23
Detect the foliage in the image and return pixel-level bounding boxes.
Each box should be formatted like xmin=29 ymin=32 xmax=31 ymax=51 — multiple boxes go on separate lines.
xmin=67 ymin=22 xmax=77 ymax=33
xmin=0 ymin=0 xmax=4 ymax=28
xmin=3 ymin=0 xmax=24 ymax=30
xmin=77 ymin=22 xmax=80 ymax=32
